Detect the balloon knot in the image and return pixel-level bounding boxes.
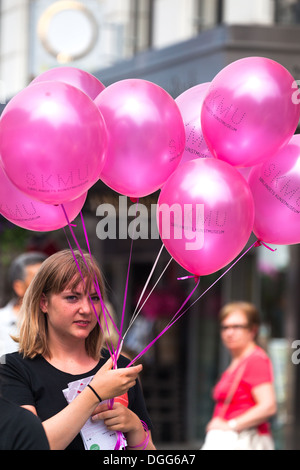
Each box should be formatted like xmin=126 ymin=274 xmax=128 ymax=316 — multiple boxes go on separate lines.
xmin=177 ymin=275 xmax=200 ymax=284
xmin=255 ymin=239 xmax=277 ymax=252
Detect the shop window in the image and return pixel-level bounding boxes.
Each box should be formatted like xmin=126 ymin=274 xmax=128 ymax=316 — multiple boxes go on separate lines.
xmin=194 ymin=0 xmax=223 ymax=32
xmin=275 ymin=0 xmax=300 ymax=23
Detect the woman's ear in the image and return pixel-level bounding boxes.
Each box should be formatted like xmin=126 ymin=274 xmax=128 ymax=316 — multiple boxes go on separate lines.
xmin=40 ymin=293 xmax=48 ymax=313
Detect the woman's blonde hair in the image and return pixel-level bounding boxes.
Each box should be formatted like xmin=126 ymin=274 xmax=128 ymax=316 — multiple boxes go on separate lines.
xmin=219 ymin=301 xmax=260 ymax=331
xmin=17 ymin=249 xmax=107 ymax=359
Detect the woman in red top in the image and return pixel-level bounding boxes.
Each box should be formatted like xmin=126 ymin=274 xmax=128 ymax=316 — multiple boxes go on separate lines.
xmin=204 ymin=301 xmax=277 ymax=450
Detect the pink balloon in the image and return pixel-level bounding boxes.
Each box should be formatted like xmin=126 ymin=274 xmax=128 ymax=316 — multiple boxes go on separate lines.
xmin=175 ymin=83 xmax=214 ymax=164
xmin=0 ymin=81 xmax=107 ymax=204
xmin=157 ymin=159 xmax=254 ymax=276
xmin=248 ymin=134 xmax=300 ymax=245
xmin=0 ymin=164 xmax=86 ymax=231
xmin=201 ymin=57 xmax=300 ymax=167
xmin=94 ymin=79 xmax=185 ymax=198
xmin=30 ymin=66 xmax=105 ymax=100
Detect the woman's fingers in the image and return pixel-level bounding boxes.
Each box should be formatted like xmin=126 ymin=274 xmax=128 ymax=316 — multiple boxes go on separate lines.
xmin=100 ymin=357 xmax=113 ymax=371
xmin=91 ymin=363 xmax=143 ymax=401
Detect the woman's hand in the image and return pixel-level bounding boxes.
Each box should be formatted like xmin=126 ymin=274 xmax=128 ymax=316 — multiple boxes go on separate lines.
xmin=91 ymin=401 xmax=155 ymax=450
xmin=91 ymin=401 xmax=141 ymax=434
xmin=206 ymin=417 xmax=231 ymax=432
xmin=89 ymin=359 xmax=143 ymax=402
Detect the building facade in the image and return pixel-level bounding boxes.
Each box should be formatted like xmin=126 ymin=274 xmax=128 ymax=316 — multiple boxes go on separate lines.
xmin=1 ymin=0 xmax=300 ymax=449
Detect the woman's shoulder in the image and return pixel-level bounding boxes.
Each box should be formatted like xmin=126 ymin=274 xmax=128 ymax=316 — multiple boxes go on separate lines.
xmin=1 ymin=351 xmax=42 ymax=363
xmin=0 ymin=351 xmax=44 ymax=374
xmin=250 ymin=345 xmax=271 ymax=362
xmin=1 ymin=351 xmax=23 ymax=365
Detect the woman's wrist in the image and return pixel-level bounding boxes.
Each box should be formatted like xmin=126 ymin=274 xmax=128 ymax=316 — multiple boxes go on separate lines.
xmin=87 ymin=384 xmax=102 ymax=403
xmin=126 ymin=420 xmax=150 ymax=450
xmin=85 ymin=383 xmax=102 ymax=407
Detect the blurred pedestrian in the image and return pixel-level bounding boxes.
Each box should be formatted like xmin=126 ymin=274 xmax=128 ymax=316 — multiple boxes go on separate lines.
xmin=0 ymin=251 xmax=47 ymax=356
xmin=202 ymin=301 xmax=277 ymax=450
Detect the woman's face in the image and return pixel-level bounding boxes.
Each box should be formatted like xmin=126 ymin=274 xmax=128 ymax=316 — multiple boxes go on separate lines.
xmin=40 ymin=279 xmax=101 ymax=344
xmin=220 ymin=309 xmax=255 ymax=354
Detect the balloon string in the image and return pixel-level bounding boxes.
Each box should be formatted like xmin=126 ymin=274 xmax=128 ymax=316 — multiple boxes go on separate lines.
xmin=123 ymin=248 xmax=172 ymax=340
xmin=127 ymin=237 xmax=271 ymax=367
xmin=163 ymin=237 xmax=276 ymax=332
xmin=115 ymin=198 xmax=140 ymax=359
xmin=112 ymin=199 xmax=141 ymax=450
xmin=177 ymin=275 xmax=200 ymax=283
xmin=62 ymin=229 xmax=117 ymax=359
xmin=78 ymin=211 xmax=120 ymax=336
xmin=133 ymin=244 xmax=164 ymax=316
xmin=255 ymin=239 xmax=277 ymax=252
xmin=61 ymin=205 xmax=119 ymax=360
xmin=78 ymin=210 xmax=123 ymax=361
xmin=126 ymin=277 xmax=200 ymax=367
xmin=125 ymin=255 xmax=172 ymax=336
xmin=61 ymin=205 xmax=128 ymax=450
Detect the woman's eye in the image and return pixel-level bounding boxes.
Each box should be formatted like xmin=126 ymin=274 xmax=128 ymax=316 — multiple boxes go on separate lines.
xmin=91 ymin=295 xmax=100 ymax=302
xmin=66 ymin=295 xmax=77 ymax=301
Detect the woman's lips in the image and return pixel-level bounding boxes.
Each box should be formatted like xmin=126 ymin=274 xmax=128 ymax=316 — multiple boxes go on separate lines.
xmin=74 ymin=320 xmax=90 ymax=326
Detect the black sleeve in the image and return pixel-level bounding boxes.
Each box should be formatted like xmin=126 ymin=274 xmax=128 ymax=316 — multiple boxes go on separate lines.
xmin=0 ymin=354 xmax=36 ymax=407
xmin=0 ymin=398 xmax=49 ymax=450
xmin=8 ymin=406 xmax=50 ymax=450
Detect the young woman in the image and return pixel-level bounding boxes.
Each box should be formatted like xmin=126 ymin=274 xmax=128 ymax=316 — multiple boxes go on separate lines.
xmin=202 ymin=301 xmax=277 ymax=450
xmin=0 ymin=249 xmax=155 ymax=450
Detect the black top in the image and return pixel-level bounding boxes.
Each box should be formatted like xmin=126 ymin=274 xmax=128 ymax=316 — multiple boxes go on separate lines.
xmin=0 ymin=349 xmax=151 ymax=450
xmin=0 ymin=396 xmax=49 ymax=450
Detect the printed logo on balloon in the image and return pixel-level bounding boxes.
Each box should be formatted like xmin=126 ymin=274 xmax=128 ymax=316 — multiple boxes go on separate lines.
xmin=0 ymin=80 xmax=108 ymax=205
xmin=249 ymin=135 xmax=300 ymax=246
xmin=0 ymin=165 xmax=87 ymax=231
xmin=175 ymin=83 xmax=215 ymax=164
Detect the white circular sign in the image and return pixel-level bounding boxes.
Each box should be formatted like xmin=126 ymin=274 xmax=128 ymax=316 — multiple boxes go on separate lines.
xmin=38 ymin=1 xmax=99 ymax=62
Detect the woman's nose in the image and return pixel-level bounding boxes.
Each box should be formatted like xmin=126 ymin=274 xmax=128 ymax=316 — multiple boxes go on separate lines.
xmin=78 ymin=296 xmax=92 ymax=313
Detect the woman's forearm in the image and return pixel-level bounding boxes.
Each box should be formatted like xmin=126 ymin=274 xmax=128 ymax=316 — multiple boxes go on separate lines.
xmin=228 ymin=401 xmax=277 ymax=432
xmin=43 ymin=386 xmax=99 ymax=450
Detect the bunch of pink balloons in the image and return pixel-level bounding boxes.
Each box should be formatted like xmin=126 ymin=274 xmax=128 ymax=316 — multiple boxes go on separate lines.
xmin=1 ymin=57 xmax=300 ymax=264
xmin=155 ymin=56 xmax=300 ymax=278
